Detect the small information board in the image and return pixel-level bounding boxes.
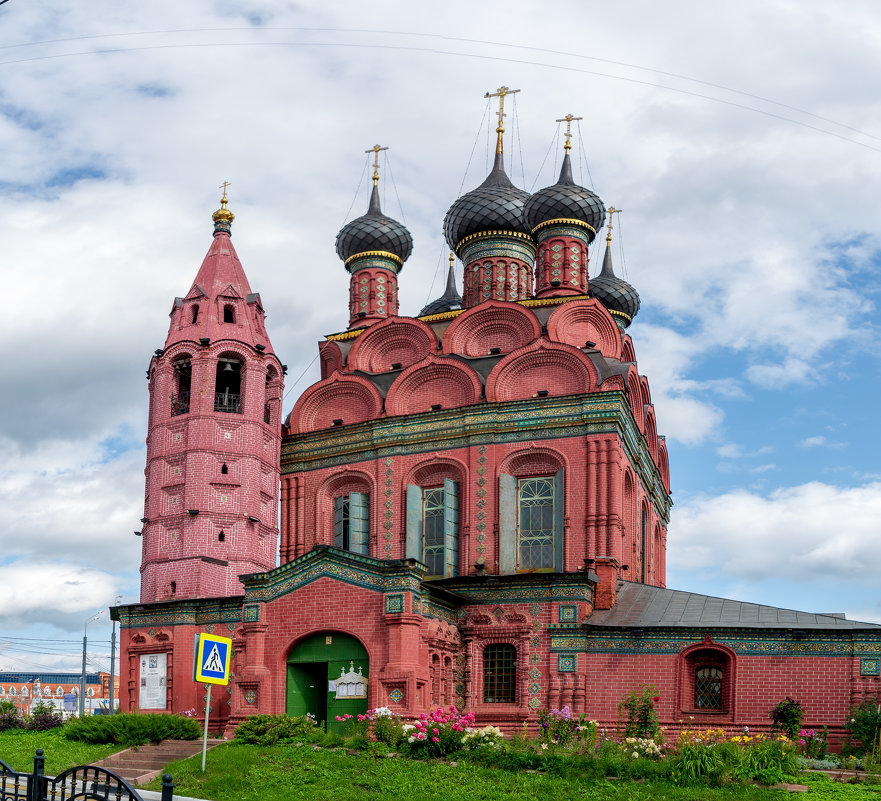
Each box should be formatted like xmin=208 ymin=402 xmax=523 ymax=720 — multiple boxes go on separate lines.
xmin=193 ymin=633 xmax=232 ymax=685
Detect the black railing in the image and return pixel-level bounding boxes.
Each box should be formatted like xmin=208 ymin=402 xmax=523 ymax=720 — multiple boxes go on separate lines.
xmin=170 ymin=392 xmax=190 ymax=416
xmin=214 ymin=392 xmax=242 ymax=414
xmin=0 ymin=750 xmax=173 ymax=801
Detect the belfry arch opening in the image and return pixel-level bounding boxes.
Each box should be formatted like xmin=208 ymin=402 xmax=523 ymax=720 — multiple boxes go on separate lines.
xmin=171 ymin=357 xmax=192 ymax=416
xmin=215 ymin=358 xmax=242 ymax=413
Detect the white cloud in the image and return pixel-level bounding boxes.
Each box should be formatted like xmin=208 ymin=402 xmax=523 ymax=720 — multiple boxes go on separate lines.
xmin=670 ymin=480 xmax=881 ymax=584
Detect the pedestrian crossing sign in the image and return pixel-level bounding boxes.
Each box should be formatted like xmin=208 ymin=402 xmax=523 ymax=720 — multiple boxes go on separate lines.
xmin=193 ymin=633 xmax=232 ymax=685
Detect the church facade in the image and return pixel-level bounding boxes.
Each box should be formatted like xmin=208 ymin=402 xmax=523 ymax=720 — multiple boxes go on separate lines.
xmin=115 ymin=103 xmax=881 ymax=742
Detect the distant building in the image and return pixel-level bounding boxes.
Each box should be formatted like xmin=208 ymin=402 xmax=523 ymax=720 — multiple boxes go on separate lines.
xmin=115 ymin=99 xmax=881 ymax=742
xmin=0 ymin=672 xmax=118 ymax=715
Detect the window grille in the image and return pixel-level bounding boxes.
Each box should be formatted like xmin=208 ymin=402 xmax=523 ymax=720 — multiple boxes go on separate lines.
xmin=694 ymin=666 xmax=723 ymax=709
xmin=483 ymin=643 xmax=517 ymax=703
xmin=517 ymin=477 xmax=555 ymax=569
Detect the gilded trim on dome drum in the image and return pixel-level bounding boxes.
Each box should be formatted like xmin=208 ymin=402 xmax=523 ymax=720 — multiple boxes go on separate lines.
xmin=530 ymin=218 xmax=596 ymax=236
xmin=326 ymin=328 xmax=366 ymax=342
xmin=456 ymin=229 xmax=535 ymax=249
xmin=519 ymin=295 xmax=588 ymax=309
xmin=417 ymin=308 xmax=466 ymax=323
xmin=605 ymin=308 xmax=633 ymax=325
xmin=344 ymin=250 xmax=403 ymax=267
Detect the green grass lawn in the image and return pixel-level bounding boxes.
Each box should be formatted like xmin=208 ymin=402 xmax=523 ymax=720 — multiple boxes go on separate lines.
xmin=144 ymin=742 xmax=817 ymax=801
xmin=0 ymin=729 xmax=119 ymax=774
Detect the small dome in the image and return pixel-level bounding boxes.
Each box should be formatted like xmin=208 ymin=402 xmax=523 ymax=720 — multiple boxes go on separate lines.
xmin=212 ymin=195 xmax=235 ymax=234
xmin=336 ymin=185 xmax=413 ymax=264
xmin=591 ymin=242 xmax=640 ymax=326
xmin=443 ymin=153 xmax=530 ymax=252
xmin=524 ymin=153 xmax=605 ymax=239
xmin=420 ymin=259 xmax=462 ymax=316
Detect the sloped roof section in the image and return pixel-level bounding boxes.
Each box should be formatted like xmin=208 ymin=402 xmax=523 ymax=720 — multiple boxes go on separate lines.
xmin=589 ymin=581 xmax=881 ymax=630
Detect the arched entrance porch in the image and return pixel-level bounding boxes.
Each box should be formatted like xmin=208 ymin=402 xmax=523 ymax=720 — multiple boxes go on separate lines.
xmin=286 ymin=631 xmax=369 ymax=733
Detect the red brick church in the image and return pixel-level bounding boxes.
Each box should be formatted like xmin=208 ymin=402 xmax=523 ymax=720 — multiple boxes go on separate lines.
xmin=115 ymin=99 xmax=881 ymax=741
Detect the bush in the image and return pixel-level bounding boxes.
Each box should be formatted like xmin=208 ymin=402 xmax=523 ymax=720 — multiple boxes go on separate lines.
xmin=359 ymin=708 xmax=404 ymax=747
xmin=404 ymin=706 xmax=475 ymax=758
xmin=27 ymin=702 xmax=64 ymax=731
xmin=64 ymin=713 xmax=200 ymax=746
xmin=735 ymin=737 xmax=799 ymax=785
xmin=460 ymin=725 xmax=505 ymax=751
xmin=670 ymin=742 xmax=732 ymax=785
xmin=847 ymin=701 xmax=881 ymax=756
xmin=798 ymin=726 xmax=828 ymax=759
xmin=770 ymin=696 xmax=803 ymax=739
xmin=0 ymin=709 xmax=25 ymax=732
xmin=618 ymin=685 xmax=660 ymax=740
xmin=234 ymin=714 xmax=320 ymax=745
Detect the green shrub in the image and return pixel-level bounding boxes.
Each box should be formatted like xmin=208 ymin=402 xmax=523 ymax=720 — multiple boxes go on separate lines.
xmin=27 ymin=702 xmax=64 ymax=731
xmin=617 ymin=684 xmax=660 ymax=740
xmin=0 ymin=710 xmax=25 ymax=732
xmin=770 ymin=696 xmax=803 ymax=739
xmin=734 ymin=737 xmax=799 ymax=785
xmin=670 ymin=742 xmax=732 ymax=785
xmin=233 ymin=714 xmax=320 ymax=745
xmin=63 ymin=713 xmax=200 ymax=746
xmin=847 ymin=700 xmax=881 ymax=756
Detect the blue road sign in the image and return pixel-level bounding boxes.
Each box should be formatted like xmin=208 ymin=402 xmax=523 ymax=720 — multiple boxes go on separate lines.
xmin=193 ymin=634 xmax=232 ymax=685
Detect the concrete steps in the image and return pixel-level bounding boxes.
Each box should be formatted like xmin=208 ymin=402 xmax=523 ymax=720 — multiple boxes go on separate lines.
xmin=92 ymin=739 xmax=224 ymax=786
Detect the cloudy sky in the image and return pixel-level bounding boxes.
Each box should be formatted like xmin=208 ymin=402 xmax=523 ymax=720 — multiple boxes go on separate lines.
xmin=2 ymin=0 xmax=881 ymax=672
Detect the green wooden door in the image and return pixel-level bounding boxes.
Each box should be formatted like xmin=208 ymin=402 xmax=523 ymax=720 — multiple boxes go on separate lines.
xmin=286 ymin=632 xmax=369 ymax=733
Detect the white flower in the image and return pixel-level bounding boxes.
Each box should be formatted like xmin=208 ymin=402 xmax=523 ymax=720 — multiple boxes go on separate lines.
xmin=541 ymin=743 xmax=548 ymax=750
xmin=402 ymin=724 xmax=416 ymax=732
xmin=632 ymin=751 xmax=639 ymax=759
xmin=407 ymin=736 xmax=415 ymax=743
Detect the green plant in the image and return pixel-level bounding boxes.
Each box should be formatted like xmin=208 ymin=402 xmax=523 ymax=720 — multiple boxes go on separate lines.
xmin=404 ymin=706 xmax=474 ymax=758
xmin=847 ymin=700 xmax=881 ymax=756
xmin=734 ymin=737 xmax=799 ymax=786
xmin=0 ymin=708 xmax=25 ymax=732
xmin=797 ymin=726 xmax=827 ymax=759
xmin=670 ymin=742 xmax=730 ymax=785
xmin=63 ymin=712 xmax=200 ymax=746
xmin=233 ymin=714 xmax=320 ymax=745
xmin=537 ymin=706 xmax=580 ymax=746
xmin=27 ymin=701 xmax=64 ymax=731
xmin=618 ymin=685 xmax=660 ymax=740
xmin=770 ymin=696 xmax=803 ymax=739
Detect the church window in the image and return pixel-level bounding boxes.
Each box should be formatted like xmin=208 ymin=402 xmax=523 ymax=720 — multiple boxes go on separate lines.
xmin=333 ymin=493 xmax=369 ymax=555
xmin=218 ymin=530 xmax=225 ymax=542
xmin=171 ymin=358 xmax=191 ymax=416
xmin=221 ymin=463 xmax=228 ymax=475
xmin=215 ymin=359 xmax=242 ymax=413
xmin=191 ymin=305 xmax=199 ymax=324
xmin=170 ymin=581 xmax=176 ymax=595
xmin=640 ymin=505 xmax=647 ymax=583
xmin=405 ymin=480 xmax=459 ymax=578
xmin=499 ymin=469 xmax=564 ymax=573
xmin=223 ymin=304 xmax=235 ymax=324
xmin=483 ymin=644 xmax=516 ymax=703
xmin=695 ymin=666 xmax=723 ymax=710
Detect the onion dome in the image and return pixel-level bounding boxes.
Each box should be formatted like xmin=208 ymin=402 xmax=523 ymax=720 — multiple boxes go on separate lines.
xmin=420 ymin=254 xmax=463 ymax=316
xmin=443 ymin=151 xmax=531 ymax=253
xmin=335 ymin=183 xmax=413 ymax=267
xmin=591 ymin=237 xmax=640 ymax=327
xmin=524 ymin=152 xmax=605 ymax=241
xmin=212 ymin=192 xmax=235 ymax=234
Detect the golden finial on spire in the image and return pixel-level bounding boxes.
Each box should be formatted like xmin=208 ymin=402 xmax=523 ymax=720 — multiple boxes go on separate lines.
xmin=606 ymin=206 xmax=622 ymax=243
xmin=555 ymin=113 xmax=583 ymax=154
xmin=212 ymin=180 xmax=235 ymax=226
xmin=449 ymin=252 xmax=455 ymax=270
xmin=365 ymin=144 xmax=389 ymax=187
xmin=485 ymin=86 xmax=520 ymax=155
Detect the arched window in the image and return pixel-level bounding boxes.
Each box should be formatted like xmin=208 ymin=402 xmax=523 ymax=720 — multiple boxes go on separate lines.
xmin=171 ymin=357 xmax=192 ymax=416
xmin=223 ymin=304 xmax=235 ymax=324
xmin=215 ymin=359 xmax=242 ymax=413
xmin=333 ymin=493 xmax=369 ymax=555
xmin=405 ymin=480 xmax=459 ymax=578
xmin=483 ymin=644 xmax=517 ymax=703
xmin=56 ymin=687 xmax=63 ymax=696
xmin=221 ymin=463 xmax=228 ymax=475
xmin=695 ymin=666 xmax=723 ymax=710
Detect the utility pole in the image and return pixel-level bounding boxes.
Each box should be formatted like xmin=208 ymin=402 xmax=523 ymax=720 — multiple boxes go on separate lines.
xmin=80 ymin=612 xmax=101 ymax=717
xmin=109 ymin=595 xmax=122 ymax=715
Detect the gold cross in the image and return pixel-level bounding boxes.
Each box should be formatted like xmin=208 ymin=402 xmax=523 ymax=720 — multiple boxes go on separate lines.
xmin=365 ymin=144 xmax=389 ymax=186
xmin=606 ymin=206 xmax=622 ymax=243
xmin=219 ymin=180 xmax=230 ymax=201
xmin=555 ymin=114 xmax=583 ymax=153
xmin=485 ymin=86 xmax=520 ymax=154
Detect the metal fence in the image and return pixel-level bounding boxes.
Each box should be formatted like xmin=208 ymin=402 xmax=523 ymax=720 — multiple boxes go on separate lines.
xmin=0 ymin=749 xmax=173 ymax=801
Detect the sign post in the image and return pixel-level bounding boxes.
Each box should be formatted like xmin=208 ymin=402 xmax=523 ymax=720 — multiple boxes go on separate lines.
xmin=192 ymin=633 xmax=232 ymax=772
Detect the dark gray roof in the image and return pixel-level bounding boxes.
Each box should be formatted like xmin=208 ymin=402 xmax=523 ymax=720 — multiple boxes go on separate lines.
xmin=443 ymin=151 xmax=530 ymax=251
xmin=336 ymin=183 xmax=413 ymax=264
xmin=590 ymin=241 xmax=640 ymax=325
xmin=420 ymin=261 xmax=463 ymax=316
xmin=524 ymin=152 xmax=605 ymax=238
xmin=589 ymin=581 xmax=881 ymax=630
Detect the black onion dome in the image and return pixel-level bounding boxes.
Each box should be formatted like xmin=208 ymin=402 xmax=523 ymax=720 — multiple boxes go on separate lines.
xmin=443 ymin=152 xmax=530 ymax=251
xmin=524 ymin=153 xmax=605 ymax=239
xmin=419 ymin=261 xmax=462 ymax=316
xmin=590 ymin=242 xmax=640 ymax=325
xmin=335 ymin=184 xmax=413 ymax=263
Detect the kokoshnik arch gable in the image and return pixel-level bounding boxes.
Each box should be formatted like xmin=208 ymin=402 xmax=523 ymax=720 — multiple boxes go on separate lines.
xmin=114 ymin=92 xmax=881 ymax=740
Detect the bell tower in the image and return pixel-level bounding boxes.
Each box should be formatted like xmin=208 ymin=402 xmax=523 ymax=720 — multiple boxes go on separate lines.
xmin=139 ymin=188 xmax=284 ymax=603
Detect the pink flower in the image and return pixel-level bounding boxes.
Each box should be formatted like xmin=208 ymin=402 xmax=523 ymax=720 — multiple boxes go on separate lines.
xmin=432 ymin=737 xmax=439 ymax=742
xmin=335 ymin=716 xmax=342 ymax=721
xmin=432 ymin=728 xmax=439 ymax=735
